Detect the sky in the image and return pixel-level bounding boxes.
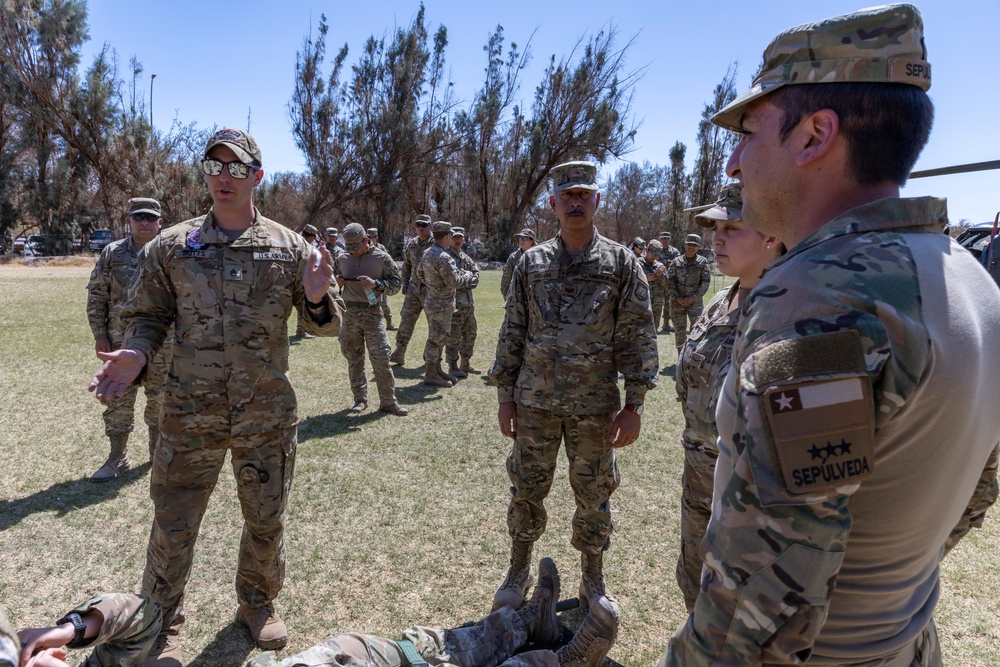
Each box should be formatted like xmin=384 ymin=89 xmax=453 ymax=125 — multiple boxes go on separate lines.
xmin=80 ymin=0 xmax=1000 ymax=225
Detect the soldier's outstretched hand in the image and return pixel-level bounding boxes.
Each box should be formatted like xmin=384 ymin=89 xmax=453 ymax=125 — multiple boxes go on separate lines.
xmin=303 ymin=245 xmax=335 ymax=303
xmin=89 ymin=349 xmax=146 ymax=403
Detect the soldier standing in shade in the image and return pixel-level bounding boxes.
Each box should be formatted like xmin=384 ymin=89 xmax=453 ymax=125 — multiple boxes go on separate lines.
xmin=88 ymin=128 xmax=344 ymax=665
xmin=366 ymin=226 xmax=397 ymax=331
xmin=325 ymin=227 xmax=344 ymax=262
xmin=665 ymin=234 xmax=711 ymax=350
xmin=489 ymin=161 xmax=658 ymax=612
xmin=641 ymin=240 xmax=669 ymax=334
xmin=390 ymin=214 xmax=434 ymax=366
xmin=334 ymin=224 xmax=407 ymax=416
xmin=294 ymin=224 xmax=322 ymax=339
xmin=445 ymin=226 xmax=481 ymax=378
xmin=86 ymin=198 xmax=169 ymax=481
xmin=418 ymin=221 xmax=474 ymax=387
xmin=662 ymin=6 xmax=1000 ymax=665
xmin=500 ymin=228 xmax=536 ymax=297
xmin=657 ymin=232 xmax=680 ymax=333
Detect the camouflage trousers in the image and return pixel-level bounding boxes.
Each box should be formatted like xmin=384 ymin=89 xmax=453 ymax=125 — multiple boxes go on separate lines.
xmin=650 ymin=296 xmax=665 ymax=332
xmin=676 ymin=446 xmax=719 ymax=612
xmin=671 ymin=300 xmax=704 ymax=350
xmin=339 ymin=304 xmax=398 ymax=407
xmin=143 ymin=425 xmax=296 ymax=633
xmin=507 ymin=404 xmax=620 ymax=553
xmin=247 ymin=605 xmax=560 ymax=667
xmin=423 ymin=297 xmax=455 ymax=366
xmin=102 ymin=338 xmax=169 ymax=436
xmin=446 ymin=305 xmax=477 ymax=365
xmin=380 ymin=293 xmax=394 ymax=328
xmin=396 ymin=285 xmax=426 ymax=348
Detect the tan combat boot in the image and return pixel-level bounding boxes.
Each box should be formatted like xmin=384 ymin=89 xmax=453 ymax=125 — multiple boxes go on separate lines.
xmin=492 ymin=540 xmax=535 ymax=611
xmin=460 ymin=358 xmax=481 ymax=375
xmin=350 ymin=400 xmax=368 ymax=413
xmin=148 ymin=427 xmax=159 ymax=460
xmin=578 ymin=552 xmax=607 ymax=608
xmin=379 ymin=403 xmax=409 ymax=416
xmin=237 ymin=602 xmax=288 ymax=650
xmin=144 ymin=631 xmax=182 ymax=667
xmin=556 ymin=596 xmax=619 ymax=667
xmin=447 ymin=362 xmax=468 ymax=379
xmin=518 ymin=557 xmax=561 ymax=645
xmin=91 ymin=433 xmax=131 ymax=483
xmin=437 ymin=361 xmax=459 ymax=384
xmin=389 ymin=343 xmax=407 ymax=366
xmin=423 ymin=362 xmax=453 ymax=387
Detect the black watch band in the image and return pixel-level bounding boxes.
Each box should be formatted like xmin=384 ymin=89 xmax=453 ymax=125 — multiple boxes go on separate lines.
xmin=63 ymin=612 xmax=87 ymax=647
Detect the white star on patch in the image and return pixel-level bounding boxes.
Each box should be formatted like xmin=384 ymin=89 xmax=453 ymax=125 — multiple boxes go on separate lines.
xmin=776 ymin=393 xmax=794 ymax=411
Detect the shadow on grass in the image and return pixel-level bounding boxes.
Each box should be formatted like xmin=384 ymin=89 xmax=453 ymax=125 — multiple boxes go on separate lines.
xmin=0 ymin=462 xmax=151 ymax=532
xmin=188 ymin=620 xmax=254 ymax=667
xmin=660 ymin=363 xmax=676 ymax=380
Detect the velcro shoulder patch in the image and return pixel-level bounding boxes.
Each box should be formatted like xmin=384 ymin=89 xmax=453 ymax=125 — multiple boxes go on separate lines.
xmin=751 ymin=329 xmax=865 ymax=387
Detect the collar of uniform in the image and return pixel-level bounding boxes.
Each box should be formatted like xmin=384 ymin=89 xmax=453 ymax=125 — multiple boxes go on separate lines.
xmin=769 ymin=196 xmax=948 ymax=273
xmin=555 ymin=229 xmax=601 ymax=266
xmin=199 ymin=208 xmax=273 ymax=247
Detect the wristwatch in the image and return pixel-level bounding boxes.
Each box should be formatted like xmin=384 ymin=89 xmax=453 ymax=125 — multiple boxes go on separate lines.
xmin=63 ymin=612 xmax=87 ymax=647
xmin=624 ymin=403 xmax=644 ymax=416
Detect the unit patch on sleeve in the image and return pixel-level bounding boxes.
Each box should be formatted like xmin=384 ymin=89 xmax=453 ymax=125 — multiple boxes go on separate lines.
xmin=764 ymin=377 xmax=875 ymax=494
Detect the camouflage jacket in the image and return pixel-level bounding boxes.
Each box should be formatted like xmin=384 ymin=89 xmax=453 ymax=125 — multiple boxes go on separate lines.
xmin=675 ymin=283 xmax=739 ymax=455
xmin=489 ymin=230 xmax=659 ymax=415
xmin=666 ymin=197 xmax=1000 ymax=666
xmin=334 ymin=245 xmax=401 ymax=303
xmin=665 ymin=254 xmax=711 ymax=301
xmin=659 ymin=244 xmax=681 ymax=265
xmin=640 ymin=257 xmax=668 ymax=301
xmin=0 ymin=594 xmax=161 ymax=667
xmin=121 ymin=208 xmax=344 ymax=436
xmin=86 ymin=236 xmax=144 ymax=341
xmin=418 ymin=245 xmax=474 ymax=311
xmin=401 ymin=236 xmax=433 ymax=291
xmin=447 ymin=247 xmax=480 ymax=309
xmin=501 ymin=248 xmax=523 ymax=297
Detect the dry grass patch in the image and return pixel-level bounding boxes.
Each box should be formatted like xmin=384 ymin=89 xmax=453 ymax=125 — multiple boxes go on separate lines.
xmin=0 ymin=266 xmax=996 ymax=666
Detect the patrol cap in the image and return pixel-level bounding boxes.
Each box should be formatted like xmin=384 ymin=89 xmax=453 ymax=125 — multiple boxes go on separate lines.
xmin=632 ymin=236 xmax=646 ymax=248
xmin=695 ymin=184 xmax=743 ymax=228
xmin=414 ymin=214 xmax=432 ymax=224
xmin=204 ymin=128 xmax=262 ymax=167
xmin=659 ymin=231 xmax=671 ymax=239
xmin=366 ymin=227 xmax=379 ymax=237
xmin=326 ymin=227 xmax=339 ymax=236
xmin=550 ymin=161 xmax=599 ymax=192
xmin=648 ymin=239 xmax=663 ymax=251
xmin=515 ymin=228 xmax=537 ymax=241
xmin=685 ymin=234 xmax=702 ymax=246
xmin=302 ymin=224 xmax=319 ymax=237
xmin=451 ymin=226 xmax=465 ymax=238
xmin=127 ymin=198 xmax=161 ymax=218
xmin=431 ymin=221 xmax=453 ymax=234
xmin=342 ymin=223 xmax=366 ymax=251
xmin=713 ymin=4 xmax=932 ymax=132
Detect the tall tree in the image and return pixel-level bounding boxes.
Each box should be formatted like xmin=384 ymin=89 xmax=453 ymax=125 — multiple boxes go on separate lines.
xmin=662 ymin=141 xmax=689 ymax=238
xmin=689 ymin=62 xmax=739 ymax=212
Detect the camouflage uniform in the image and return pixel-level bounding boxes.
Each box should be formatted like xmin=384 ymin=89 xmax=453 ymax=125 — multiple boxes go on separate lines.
xmin=673 ymin=282 xmax=740 ymax=611
xmin=664 ymin=197 xmax=1000 ymax=665
xmin=640 ymin=255 xmax=668 ymax=332
xmin=418 ymin=244 xmax=473 ymax=367
xmin=248 ymin=605 xmax=563 ymax=667
xmin=446 ymin=245 xmax=480 ymax=368
xmin=500 ymin=248 xmax=523 ymax=297
xmin=120 ymin=208 xmax=344 ymax=635
xmin=334 ymin=245 xmax=402 ymax=408
xmin=658 ymin=242 xmax=681 ymax=331
xmin=86 ymin=236 xmax=170 ymax=439
xmin=395 ymin=235 xmax=434 ymax=349
xmin=489 ymin=231 xmax=658 ymax=553
xmin=665 ymin=253 xmax=711 ymax=348
xmin=372 ymin=241 xmax=396 ymax=328
xmin=0 ymin=594 xmax=162 ymax=667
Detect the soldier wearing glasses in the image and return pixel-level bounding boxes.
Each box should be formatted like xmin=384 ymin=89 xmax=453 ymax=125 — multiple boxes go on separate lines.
xmin=85 ymin=197 xmax=170 ymax=482
xmin=88 ymin=128 xmax=344 ymax=665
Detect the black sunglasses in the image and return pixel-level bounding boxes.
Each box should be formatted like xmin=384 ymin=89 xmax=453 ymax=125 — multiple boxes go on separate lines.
xmin=130 ymin=213 xmax=159 ymax=223
xmin=201 ymin=158 xmax=258 ymax=179
xmin=415 ymin=222 xmax=429 ymax=228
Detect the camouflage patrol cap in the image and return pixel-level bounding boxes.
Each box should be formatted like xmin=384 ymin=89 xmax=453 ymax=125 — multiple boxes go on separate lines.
xmin=302 ymin=224 xmax=319 ymax=237
xmin=451 ymin=226 xmax=466 ymax=237
xmin=648 ymin=239 xmax=663 ymax=251
xmin=713 ymin=4 xmax=931 ymax=132
xmin=550 ymin=161 xmax=599 ymax=192
xmin=366 ymin=227 xmax=379 ymax=237
xmin=685 ymin=234 xmax=702 ymax=246
xmin=632 ymin=236 xmax=647 ymax=248
xmin=342 ymin=223 xmax=366 ymax=251
xmin=431 ymin=221 xmax=453 ymax=234
xmin=127 ymin=198 xmax=161 ymax=218
xmin=660 ymin=231 xmax=671 ymax=239
xmin=695 ymin=184 xmax=743 ymax=228
xmin=414 ymin=214 xmax=432 ymax=224
xmin=515 ymin=228 xmax=537 ymax=241
xmin=326 ymin=227 xmax=339 ymax=236
xmin=204 ymin=128 xmax=262 ymax=167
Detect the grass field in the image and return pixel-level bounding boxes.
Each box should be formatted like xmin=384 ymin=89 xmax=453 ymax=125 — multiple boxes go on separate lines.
xmin=0 ymin=264 xmax=997 ymax=666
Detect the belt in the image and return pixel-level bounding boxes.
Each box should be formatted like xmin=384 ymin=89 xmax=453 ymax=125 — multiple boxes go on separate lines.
xmin=344 ymin=301 xmax=380 ymax=310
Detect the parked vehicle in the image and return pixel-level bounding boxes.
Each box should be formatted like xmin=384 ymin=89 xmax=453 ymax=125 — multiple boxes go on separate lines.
xmin=955 ymin=221 xmax=996 ymax=262
xmin=23 ymin=234 xmax=44 ymax=257
xmin=89 ymin=229 xmax=113 ymax=253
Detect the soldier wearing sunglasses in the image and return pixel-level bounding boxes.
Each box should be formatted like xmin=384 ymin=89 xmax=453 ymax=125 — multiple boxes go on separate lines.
xmin=88 ymin=128 xmax=344 ymax=665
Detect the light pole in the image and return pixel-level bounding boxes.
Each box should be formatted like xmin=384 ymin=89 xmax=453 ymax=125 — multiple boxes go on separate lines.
xmin=150 ymin=73 xmax=156 ymax=129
